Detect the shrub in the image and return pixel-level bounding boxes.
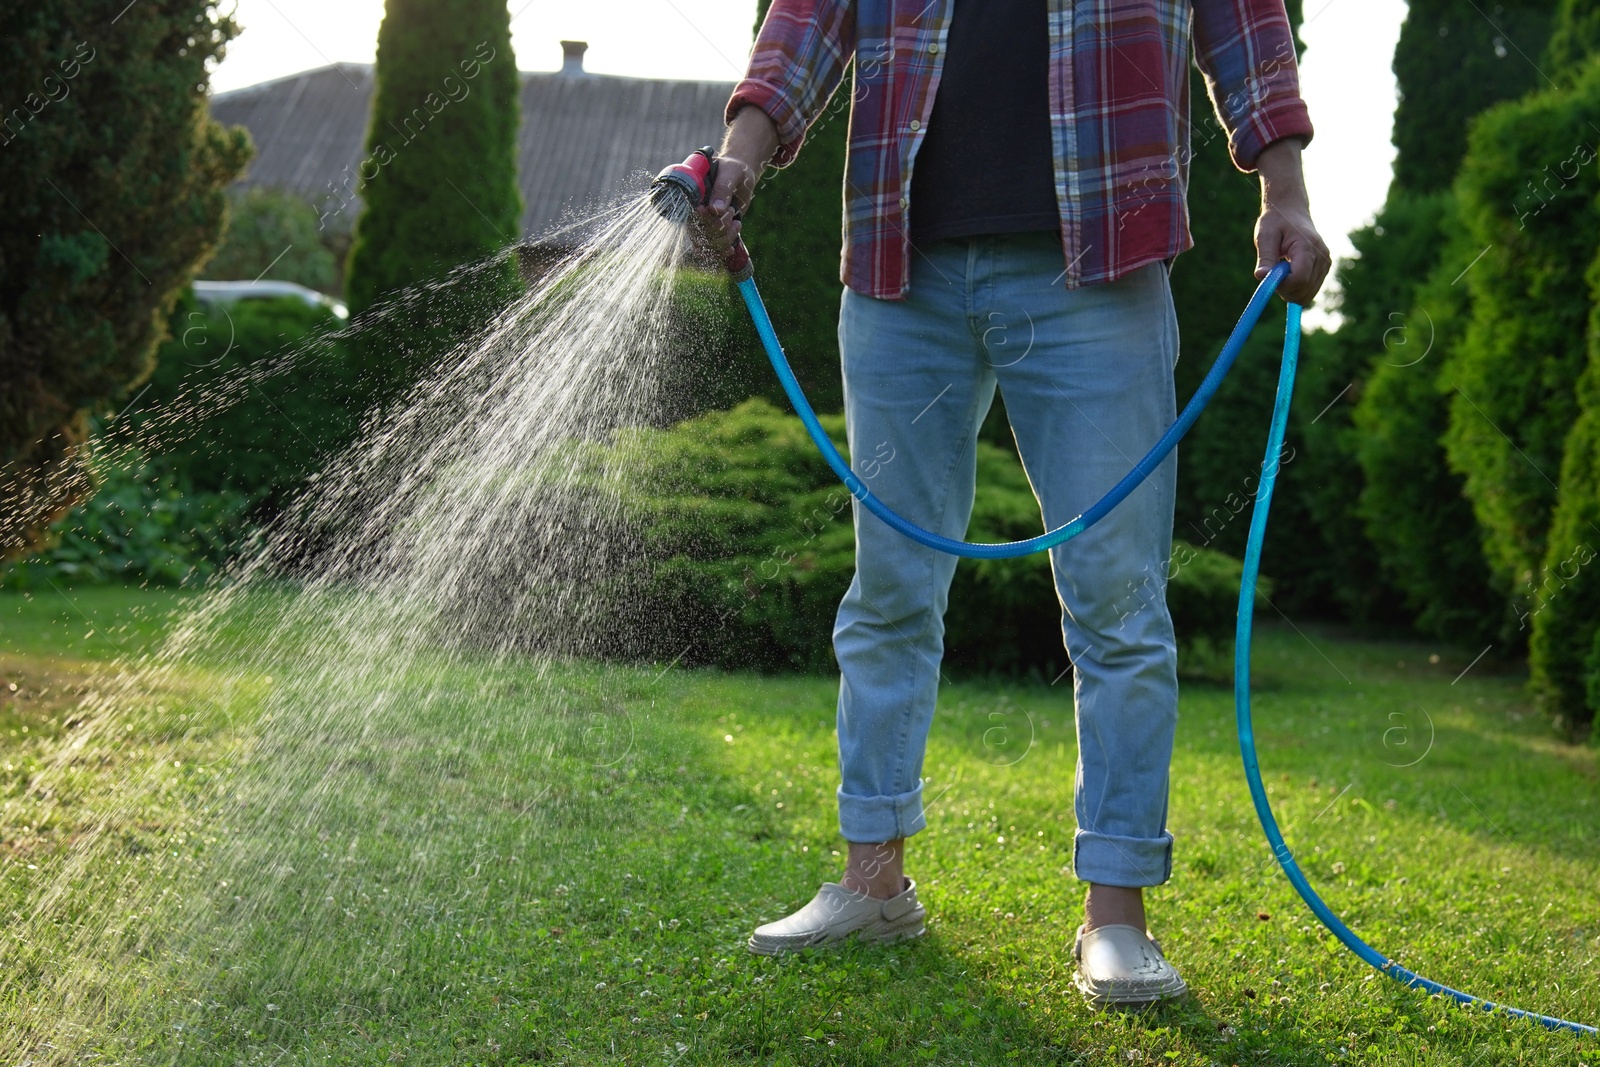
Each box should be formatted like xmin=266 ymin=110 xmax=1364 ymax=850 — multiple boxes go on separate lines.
xmin=1 ymin=447 xmax=254 ymax=590
xmin=1389 ymin=0 xmax=1560 ymax=195
xmin=593 ymin=399 xmax=1254 ymax=678
xmin=206 ymin=188 xmax=341 ymax=294
xmin=1529 ymin=238 xmax=1600 ymax=738
xmin=343 ymin=0 xmax=523 ymax=411
xmin=131 ymin=294 xmax=355 ymax=517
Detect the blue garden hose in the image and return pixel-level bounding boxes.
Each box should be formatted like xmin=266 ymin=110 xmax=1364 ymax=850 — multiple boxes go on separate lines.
xmin=735 ymin=263 xmax=1291 ymax=560
xmin=1235 ymin=303 xmax=1595 ymax=1036
xmin=732 ymin=258 xmax=1596 ymax=1036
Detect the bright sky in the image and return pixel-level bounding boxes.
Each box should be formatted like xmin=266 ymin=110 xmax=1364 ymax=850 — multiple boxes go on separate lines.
xmin=211 ymin=0 xmax=1408 ymax=328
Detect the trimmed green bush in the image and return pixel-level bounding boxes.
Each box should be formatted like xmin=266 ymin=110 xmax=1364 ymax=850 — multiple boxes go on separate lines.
xmin=1532 ymin=28 xmax=1600 ymax=733
xmin=1342 ymin=194 xmax=1503 ymax=644
xmin=1 ymin=448 xmax=253 ymax=590
xmin=133 ymin=294 xmax=354 ymax=516
xmin=1529 ymin=234 xmax=1600 ymax=738
xmin=1440 ymin=60 xmax=1600 ymax=596
xmin=1288 ymin=0 xmax=1555 ymax=632
xmin=1352 ymin=215 xmax=1505 ymax=646
xmin=594 ymin=399 xmax=1253 ymax=678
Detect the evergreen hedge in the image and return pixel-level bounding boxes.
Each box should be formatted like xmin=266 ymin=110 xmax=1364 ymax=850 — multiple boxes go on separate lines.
xmin=1351 ymin=195 xmax=1504 ymax=645
xmin=1440 ymin=61 xmax=1600 ymax=597
xmin=132 ymin=294 xmax=353 ymax=517
xmin=1296 ymin=0 xmax=1557 ymax=634
xmin=1389 ymin=0 xmax=1560 ymax=196
xmin=589 ymin=400 xmax=1255 ymax=678
xmin=1529 ymin=296 xmax=1600 ymax=736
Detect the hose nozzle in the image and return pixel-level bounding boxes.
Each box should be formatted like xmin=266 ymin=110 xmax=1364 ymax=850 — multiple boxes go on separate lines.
xmin=651 ymin=146 xmax=753 ymax=281
xmin=651 ymin=147 xmax=716 ymax=223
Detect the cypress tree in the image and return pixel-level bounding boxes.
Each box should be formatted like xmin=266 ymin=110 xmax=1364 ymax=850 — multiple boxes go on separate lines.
xmin=1390 ymin=0 xmax=1561 ymax=195
xmin=1529 ymin=264 xmax=1600 ymax=737
xmin=343 ymin=0 xmax=521 ymax=399
xmin=1350 ymin=194 xmax=1502 ymax=644
xmin=1330 ymin=0 xmax=1555 ymax=636
xmin=0 ymin=1 xmax=251 ymax=559
xmin=1536 ymin=0 xmax=1600 ymax=86
xmin=1440 ymin=70 xmax=1600 ymax=597
xmin=1528 ymin=15 xmax=1600 ymax=736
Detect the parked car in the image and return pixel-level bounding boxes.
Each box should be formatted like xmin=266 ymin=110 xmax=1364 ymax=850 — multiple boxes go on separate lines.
xmin=192 ymin=279 xmax=348 ymax=319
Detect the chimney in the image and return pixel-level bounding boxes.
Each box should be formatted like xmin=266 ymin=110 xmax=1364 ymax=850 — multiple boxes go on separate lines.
xmin=560 ymin=41 xmax=588 ymax=77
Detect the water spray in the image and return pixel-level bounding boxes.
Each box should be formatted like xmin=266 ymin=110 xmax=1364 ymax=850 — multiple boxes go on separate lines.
xmin=655 ymin=150 xmax=1596 ymax=1036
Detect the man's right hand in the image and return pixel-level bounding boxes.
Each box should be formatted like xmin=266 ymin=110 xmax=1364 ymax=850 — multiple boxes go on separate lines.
xmin=695 ymin=106 xmax=780 ymax=254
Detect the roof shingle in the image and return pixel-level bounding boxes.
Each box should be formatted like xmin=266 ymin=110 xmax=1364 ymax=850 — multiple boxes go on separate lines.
xmin=209 ymin=62 xmax=735 ymax=241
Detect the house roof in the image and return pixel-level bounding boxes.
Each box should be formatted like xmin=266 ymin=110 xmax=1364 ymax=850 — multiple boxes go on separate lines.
xmin=208 ymin=62 xmax=736 ymax=242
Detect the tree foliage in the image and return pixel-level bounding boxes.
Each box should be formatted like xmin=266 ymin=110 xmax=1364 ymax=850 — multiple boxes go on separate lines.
xmin=1328 ymin=0 xmax=1557 ymax=639
xmin=1529 ymin=278 xmax=1600 ymax=736
xmin=1527 ymin=25 xmax=1600 ymax=737
xmin=1389 ymin=0 xmax=1560 ymax=195
xmin=1351 ymin=194 xmax=1503 ymax=644
xmin=343 ymin=0 xmax=522 ymax=401
xmin=205 ymin=187 xmax=341 ymax=294
xmin=1546 ymin=0 xmax=1600 ymax=82
xmin=1440 ymin=64 xmax=1600 ymax=596
xmin=134 ymin=294 xmax=353 ymax=516
xmin=0 ymin=1 xmax=250 ymax=559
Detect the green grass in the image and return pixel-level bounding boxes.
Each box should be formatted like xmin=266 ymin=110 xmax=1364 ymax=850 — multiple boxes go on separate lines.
xmin=0 ymin=586 xmax=1596 ymax=1065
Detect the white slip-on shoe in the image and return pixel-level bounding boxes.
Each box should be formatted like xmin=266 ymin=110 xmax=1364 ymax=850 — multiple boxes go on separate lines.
xmin=1072 ymin=923 xmax=1188 ymax=1009
xmin=746 ymin=877 xmax=926 ymax=956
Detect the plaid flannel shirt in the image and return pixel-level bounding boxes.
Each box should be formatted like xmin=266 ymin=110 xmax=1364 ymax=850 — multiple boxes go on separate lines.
xmin=727 ymin=0 xmax=1315 ymax=297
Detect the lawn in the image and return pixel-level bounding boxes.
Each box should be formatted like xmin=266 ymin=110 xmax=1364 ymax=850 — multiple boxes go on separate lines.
xmin=0 ymin=586 xmax=1595 ymax=1065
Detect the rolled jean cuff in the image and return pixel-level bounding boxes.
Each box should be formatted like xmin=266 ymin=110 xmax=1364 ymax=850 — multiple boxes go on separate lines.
xmin=838 ymin=781 xmax=927 ymax=842
xmin=1072 ymin=828 xmax=1174 ymax=887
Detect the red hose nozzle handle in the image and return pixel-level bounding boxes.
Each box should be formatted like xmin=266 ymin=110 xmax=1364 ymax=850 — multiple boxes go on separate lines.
xmin=651 ymin=147 xmax=716 ymax=219
xmin=651 ymin=147 xmax=754 ymax=279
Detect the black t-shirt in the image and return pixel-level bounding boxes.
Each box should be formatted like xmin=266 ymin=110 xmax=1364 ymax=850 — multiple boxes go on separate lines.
xmin=908 ymin=0 xmax=1059 ymax=244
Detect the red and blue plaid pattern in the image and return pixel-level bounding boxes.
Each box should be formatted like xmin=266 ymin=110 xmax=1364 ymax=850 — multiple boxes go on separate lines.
xmin=727 ymin=0 xmax=1314 ymax=298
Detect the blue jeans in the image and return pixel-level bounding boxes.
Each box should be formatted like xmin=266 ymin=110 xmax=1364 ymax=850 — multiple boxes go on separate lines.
xmin=833 ymin=232 xmax=1181 ymax=888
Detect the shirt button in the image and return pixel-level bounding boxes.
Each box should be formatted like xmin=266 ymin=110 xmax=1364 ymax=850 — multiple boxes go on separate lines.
xmin=928 ymin=43 xmax=939 ymax=55
xmin=899 ymin=196 xmax=908 ymax=209
xmin=909 ymin=119 xmax=921 ymax=131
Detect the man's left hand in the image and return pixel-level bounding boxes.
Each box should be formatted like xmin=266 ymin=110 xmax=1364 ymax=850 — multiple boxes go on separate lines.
xmin=1252 ymin=138 xmax=1330 ymax=307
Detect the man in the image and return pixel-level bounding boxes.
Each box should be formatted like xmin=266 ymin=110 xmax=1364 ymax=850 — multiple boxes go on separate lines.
xmin=698 ymin=0 xmax=1329 ymax=1007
